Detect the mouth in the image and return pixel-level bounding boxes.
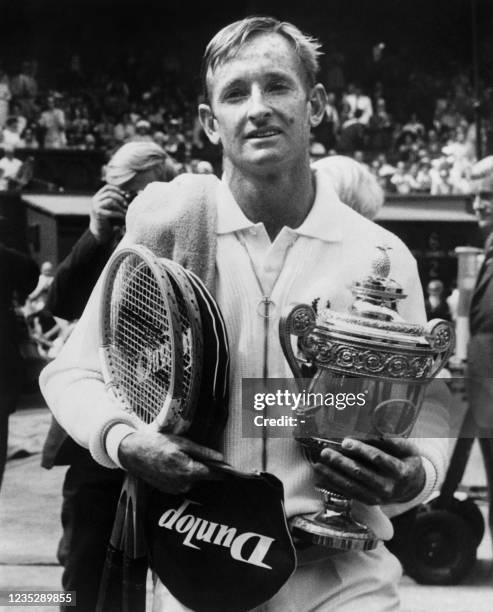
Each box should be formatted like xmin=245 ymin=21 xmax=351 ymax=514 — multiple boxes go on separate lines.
xmin=245 ymin=127 xmax=282 ymax=139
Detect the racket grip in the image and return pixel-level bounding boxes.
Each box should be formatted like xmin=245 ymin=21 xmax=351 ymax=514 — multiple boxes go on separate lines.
xmin=204 ymin=458 xmax=255 ymax=478
xmin=95 ymin=544 xmax=124 ymax=612
xmin=122 ymin=555 xmax=148 ymax=612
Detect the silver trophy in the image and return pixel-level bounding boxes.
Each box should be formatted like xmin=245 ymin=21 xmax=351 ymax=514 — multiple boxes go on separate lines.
xmin=279 ymin=246 xmax=454 ymax=551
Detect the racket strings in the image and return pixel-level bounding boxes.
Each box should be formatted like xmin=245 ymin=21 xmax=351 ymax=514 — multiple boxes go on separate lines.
xmin=109 ymin=256 xmax=175 ymax=424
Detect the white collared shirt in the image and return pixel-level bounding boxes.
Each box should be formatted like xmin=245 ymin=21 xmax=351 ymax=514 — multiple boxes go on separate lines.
xmin=213 ymin=170 xmax=434 ymax=517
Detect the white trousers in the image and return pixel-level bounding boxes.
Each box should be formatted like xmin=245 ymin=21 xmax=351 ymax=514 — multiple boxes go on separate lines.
xmin=152 ymin=544 xmax=402 ymax=612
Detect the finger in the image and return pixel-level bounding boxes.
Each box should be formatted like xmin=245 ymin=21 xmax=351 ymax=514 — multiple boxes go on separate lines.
xmin=98 ymin=184 xmax=126 ymax=196
xmin=320 ymin=447 xmax=394 ymax=498
xmin=96 ymin=209 xmax=126 ymax=220
xmin=340 ymin=438 xmax=402 ymax=476
xmin=96 ymin=196 xmax=128 ymax=211
xmin=168 ymin=434 xmax=224 ymax=463
xmin=367 ymin=437 xmax=420 ymax=459
xmin=313 ymin=462 xmax=381 ymax=505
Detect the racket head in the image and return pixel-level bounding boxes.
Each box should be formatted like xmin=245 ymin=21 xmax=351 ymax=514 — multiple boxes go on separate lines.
xmin=99 ymin=245 xmax=184 ymax=431
xmin=184 ymin=269 xmax=230 ymax=448
xmin=161 ymin=260 xmax=204 ymax=426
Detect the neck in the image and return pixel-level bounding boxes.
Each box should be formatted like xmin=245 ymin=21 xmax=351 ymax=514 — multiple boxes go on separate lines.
xmin=223 ymin=159 xmax=315 ymax=240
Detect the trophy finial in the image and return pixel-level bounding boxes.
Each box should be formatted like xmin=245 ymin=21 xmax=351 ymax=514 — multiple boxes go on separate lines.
xmin=372 ymin=246 xmax=392 ymax=279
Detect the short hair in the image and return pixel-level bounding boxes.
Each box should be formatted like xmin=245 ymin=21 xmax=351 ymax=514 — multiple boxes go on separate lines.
xmin=105 ymin=142 xmax=175 ymax=186
xmin=312 ymin=155 xmax=385 ymax=220
xmin=470 ymin=155 xmax=493 ymax=194
xmin=201 ymin=16 xmax=323 ymax=101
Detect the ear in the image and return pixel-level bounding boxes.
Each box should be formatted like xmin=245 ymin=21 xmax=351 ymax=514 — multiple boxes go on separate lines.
xmin=308 ymin=83 xmax=327 ymax=128
xmin=198 ymin=104 xmax=221 ymax=145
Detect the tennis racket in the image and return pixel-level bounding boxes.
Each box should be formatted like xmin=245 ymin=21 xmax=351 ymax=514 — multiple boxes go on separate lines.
xmin=96 ymin=245 xmax=232 ymax=612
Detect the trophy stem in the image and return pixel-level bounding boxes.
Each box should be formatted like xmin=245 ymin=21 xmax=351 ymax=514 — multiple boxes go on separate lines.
xmin=290 ymin=487 xmax=379 ymax=551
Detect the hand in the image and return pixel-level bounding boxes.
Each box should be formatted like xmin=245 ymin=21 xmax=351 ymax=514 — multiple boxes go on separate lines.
xmin=88 ymin=184 xmax=128 ymax=243
xmin=118 ymin=430 xmax=224 ymax=494
xmin=314 ymin=437 xmax=426 ymax=506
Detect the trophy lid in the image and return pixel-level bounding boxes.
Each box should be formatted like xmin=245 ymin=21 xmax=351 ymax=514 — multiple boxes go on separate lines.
xmin=317 ymin=246 xmax=431 ymax=350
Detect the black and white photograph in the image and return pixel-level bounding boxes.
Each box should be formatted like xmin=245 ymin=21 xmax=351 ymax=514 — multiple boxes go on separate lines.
xmin=1 ymin=0 xmax=493 ymax=610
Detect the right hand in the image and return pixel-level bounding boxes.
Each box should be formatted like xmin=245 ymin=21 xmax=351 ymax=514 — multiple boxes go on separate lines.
xmin=89 ymin=184 xmax=128 ymax=243
xmin=118 ymin=430 xmax=224 ymax=494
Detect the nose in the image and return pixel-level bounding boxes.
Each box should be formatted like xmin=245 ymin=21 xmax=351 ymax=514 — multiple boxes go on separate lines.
xmin=473 ymin=194 xmax=485 ymax=212
xmin=247 ymin=85 xmax=272 ymax=123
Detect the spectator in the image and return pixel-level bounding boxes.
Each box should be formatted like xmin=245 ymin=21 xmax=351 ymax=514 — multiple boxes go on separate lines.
xmin=390 ymin=161 xmax=416 ymax=194
xmin=22 ymin=126 xmax=39 ymax=149
xmin=338 ymin=108 xmax=366 ymax=153
xmin=415 ymin=157 xmax=433 ymax=192
xmin=10 ymin=61 xmax=38 ymax=120
xmin=132 ymin=118 xmax=153 ymax=143
xmin=195 ymin=160 xmax=214 ymax=174
xmin=0 ymin=241 xmax=38 ymax=491
xmin=312 ymin=91 xmax=339 ymax=150
xmin=343 ymin=83 xmax=373 ymax=125
xmin=0 ymin=68 xmax=11 ymax=129
xmin=0 ymin=145 xmax=23 ymax=190
xmin=424 ymin=279 xmax=451 ymax=320
xmin=39 ymin=96 xmax=66 ymax=148
xmin=26 ymin=261 xmax=54 ymax=314
xmin=2 ymin=117 xmax=24 ymax=149
xmin=430 ymin=160 xmax=454 ymax=195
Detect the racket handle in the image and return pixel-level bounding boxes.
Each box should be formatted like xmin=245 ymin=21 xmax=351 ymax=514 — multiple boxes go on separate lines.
xmin=204 ymin=458 xmax=255 ymax=479
xmin=122 ymin=555 xmax=149 ymax=612
xmin=95 ymin=544 xmax=124 ymax=612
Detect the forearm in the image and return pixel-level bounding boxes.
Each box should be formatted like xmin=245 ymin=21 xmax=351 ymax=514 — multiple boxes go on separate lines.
xmin=40 ymin=252 xmax=137 ymax=468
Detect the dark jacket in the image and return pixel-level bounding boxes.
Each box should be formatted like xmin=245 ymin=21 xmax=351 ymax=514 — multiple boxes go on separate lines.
xmin=468 ymin=245 xmax=493 ymax=429
xmin=0 ymin=243 xmax=38 ymax=410
xmin=46 ymin=229 xmax=116 ymax=321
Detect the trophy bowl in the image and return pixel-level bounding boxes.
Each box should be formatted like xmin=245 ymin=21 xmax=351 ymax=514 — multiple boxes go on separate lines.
xmin=279 ymin=247 xmax=455 ymax=551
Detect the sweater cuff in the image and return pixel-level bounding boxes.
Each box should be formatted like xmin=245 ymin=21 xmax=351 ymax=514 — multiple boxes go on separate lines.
xmin=383 ymin=456 xmax=437 ymax=518
xmin=106 ymin=423 xmax=138 ymax=469
xmin=88 ymin=415 xmax=138 ymax=469
xmin=411 ymin=456 xmax=437 ymax=506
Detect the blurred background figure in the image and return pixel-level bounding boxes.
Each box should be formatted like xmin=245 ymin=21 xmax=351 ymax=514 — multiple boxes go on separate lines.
xmin=0 ymin=145 xmax=23 ymax=191
xmin=312 ymin=154 xmax=384 ymax=220
xmin=0 ymin=67 xmax=11 ymax=130
xmin=26 ymin=261 xmax=54 ymax=313
xmin=38 ymin=96 xmax=66 ymax=148
xmin=0 ymin=240 xmax=38 ymax=492
xmin=424 ymin=279 xmax=451 ymax=320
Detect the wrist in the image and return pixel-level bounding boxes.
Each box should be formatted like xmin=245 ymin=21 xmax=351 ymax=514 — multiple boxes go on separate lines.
xmin=89 ymin=218 xmax=112 ymax=244
xmin=106 ymin=423 xmax=138 ymax=469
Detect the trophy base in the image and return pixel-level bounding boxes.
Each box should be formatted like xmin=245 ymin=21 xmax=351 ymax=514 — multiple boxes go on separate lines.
xmin=290 ymin=511 xmax=379 ymax=551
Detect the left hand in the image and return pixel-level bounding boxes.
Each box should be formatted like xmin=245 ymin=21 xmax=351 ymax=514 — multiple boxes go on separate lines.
xmin=314 ymin=437 xmax=426 ymax=506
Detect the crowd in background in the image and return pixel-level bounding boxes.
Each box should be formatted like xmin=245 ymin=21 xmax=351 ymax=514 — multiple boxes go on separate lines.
xmin=0 ymin=49 xmax=492 ymax=192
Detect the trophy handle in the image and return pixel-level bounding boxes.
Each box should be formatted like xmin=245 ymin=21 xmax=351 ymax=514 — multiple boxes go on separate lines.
xmin=279 ymin=304 xmax=316 ymax=383
xmin=425 ymin=318 xmax=455 ymax=377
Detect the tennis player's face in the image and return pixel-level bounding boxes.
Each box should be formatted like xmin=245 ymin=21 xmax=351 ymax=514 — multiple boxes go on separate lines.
xmin=199 ymin=33 xmax=325 ymax=175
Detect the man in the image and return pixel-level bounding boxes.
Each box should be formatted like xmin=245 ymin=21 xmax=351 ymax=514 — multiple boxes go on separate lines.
xmin=0 ymin=144 xmax=22 ymax=190
xmin=0 ymin=241 xmax=38 ymax=491
xmin=41 ymin=141 xmax=176 ymax=612
xmin=467 ymin=156 xmax=493 ymax=533
xmin=41 ymin=17 xmax=449 ymax=610
xmin=38 ymin=96 xmax=66 ymax=149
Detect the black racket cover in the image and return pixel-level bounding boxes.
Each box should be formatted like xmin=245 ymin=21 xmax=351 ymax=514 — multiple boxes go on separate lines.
xmin=146 ymin=472 xmax=296 ymax=612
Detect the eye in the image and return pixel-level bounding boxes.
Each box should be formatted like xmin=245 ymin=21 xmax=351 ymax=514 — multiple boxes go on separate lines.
xmin=267 ymin=80 xmax=289 ymax=93
xmin=222 ymin=88 xmax=247 ymax=102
